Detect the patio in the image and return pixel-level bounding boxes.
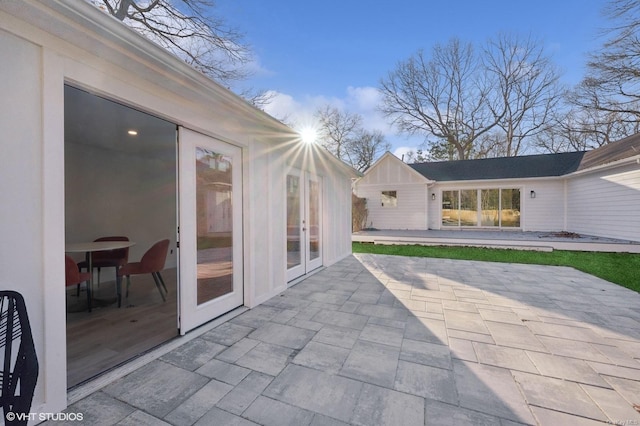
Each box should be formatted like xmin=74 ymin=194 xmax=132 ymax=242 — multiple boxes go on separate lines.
xmin=55 ymin=253 xmax=640 ymax=425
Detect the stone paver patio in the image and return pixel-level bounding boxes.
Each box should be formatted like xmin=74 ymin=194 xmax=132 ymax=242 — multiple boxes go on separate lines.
xmin=56 ymin=254 xmax=640 ymax=425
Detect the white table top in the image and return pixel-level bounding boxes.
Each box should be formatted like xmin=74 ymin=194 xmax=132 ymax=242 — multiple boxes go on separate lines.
xmin=65 ymin=241 xmax=135 ymax=253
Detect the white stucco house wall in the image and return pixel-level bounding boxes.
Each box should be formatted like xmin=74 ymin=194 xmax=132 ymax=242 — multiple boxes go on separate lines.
xmin=0 ymin=0 xmax=356 ymax=417
xmin=354 ymin=134 xmax=640 ymax=242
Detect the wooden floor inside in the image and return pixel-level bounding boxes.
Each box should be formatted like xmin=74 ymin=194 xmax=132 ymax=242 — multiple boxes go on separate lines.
xmin=66 ymin=268 xmax=178 ymax=388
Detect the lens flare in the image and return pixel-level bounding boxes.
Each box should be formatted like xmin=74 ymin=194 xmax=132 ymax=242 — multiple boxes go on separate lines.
xmin=300 ymin=126 xmax=318 ymax=144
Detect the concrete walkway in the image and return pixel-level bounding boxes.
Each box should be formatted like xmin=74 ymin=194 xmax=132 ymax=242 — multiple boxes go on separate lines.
xmin=55 ymin=254 xmax=640 ymax=425
xmin=353 ymin=229 xmax=640 ymax=253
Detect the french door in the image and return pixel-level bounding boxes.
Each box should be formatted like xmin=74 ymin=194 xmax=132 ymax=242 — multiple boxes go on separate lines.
xmin=287 ymin=168 xmax=323 ymax=282
xmin=178 ymin=127 xmax=243 ymax=333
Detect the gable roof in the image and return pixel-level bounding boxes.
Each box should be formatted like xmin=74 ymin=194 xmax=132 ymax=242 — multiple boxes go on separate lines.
xmin=409 ymin=151 xmax=585 ymax=181
xmin=578 ymin=132 xmax=640 ymax=171
xmin=357 ymin=152 xmax=432 ymax=184
xmin=406 ymin=133 xmax=640 ymax=182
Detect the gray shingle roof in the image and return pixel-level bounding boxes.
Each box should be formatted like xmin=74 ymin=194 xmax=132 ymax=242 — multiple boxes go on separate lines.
xmin=409 ymin=151 xmax=585 ymax=181
xmin=578 ymin=132 xmax=640 ymax=171
xmin=406 ymin=134 xmax=640 ymax=182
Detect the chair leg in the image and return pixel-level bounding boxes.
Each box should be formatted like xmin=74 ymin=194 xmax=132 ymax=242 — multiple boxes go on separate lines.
xmin=116 ymin=275 xmax=122 ymax=308
xmin=126 ymin=275 xmax=131 ymax=298
xmin=97 ymin=267 xmax=101 ymax=288
xmin=156 ymin=271 xmax=168 ymax=294
xmin=85 ymin=280 xmax=92 ymax=313
xmin=151 ymin=272 xmax=167 ymax=301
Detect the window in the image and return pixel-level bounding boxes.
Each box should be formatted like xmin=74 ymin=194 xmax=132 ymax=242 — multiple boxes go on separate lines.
xmin=442 ymin=188 xmax=521 ymax=228
xmin=442 ymin=190 xmax=459 ymax=226
xmin=381 ymin=190 xmax=397 ymax=207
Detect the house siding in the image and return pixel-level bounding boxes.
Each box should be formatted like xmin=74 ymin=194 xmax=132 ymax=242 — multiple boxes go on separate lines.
xmin=522 ymin=180 xmax=566 ymax=232
xmin=355 ymin=154 xmax=429 ymax=230
xmin=358 ymin=183 xmax=428 ymax=230
xmin=566 ymin=163 xmax=640 ymax=242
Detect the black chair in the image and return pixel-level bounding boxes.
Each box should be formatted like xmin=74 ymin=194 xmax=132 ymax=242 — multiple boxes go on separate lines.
xmin=0 ymin=291 xmax=38 ymax=425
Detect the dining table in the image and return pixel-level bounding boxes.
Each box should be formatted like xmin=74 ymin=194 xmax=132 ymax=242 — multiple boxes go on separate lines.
xmin=65 ymin=240 xmax=136 ymax=307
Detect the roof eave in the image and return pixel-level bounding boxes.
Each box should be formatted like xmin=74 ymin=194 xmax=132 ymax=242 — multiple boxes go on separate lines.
xmin=2 ymin=0 xmax=291 ymax=134
xmin=565 ymin=154 xmax=640 ymax=178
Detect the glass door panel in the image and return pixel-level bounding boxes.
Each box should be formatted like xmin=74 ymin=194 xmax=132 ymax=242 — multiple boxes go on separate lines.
xmin=481 ymin=189 xmax=499 ymax=226
xmin=287 ymin=174 xmax=302 ymax=269
xmin=442 ymin=190 xmax=459 ymax=226
xmin=308 ymin=178 xmax=320 ymax=262
xmin=178 ymin=127 xmax=243 ymax=334
xmin=460 ymin=190 xmax=478 ymax=226
xmin=306 ymin=175 xmax=322 ymax=272
xmin=196 ymin=148 xmax=233 ymax=305
xmin=501 ymin=189 xmax=521 ymax=227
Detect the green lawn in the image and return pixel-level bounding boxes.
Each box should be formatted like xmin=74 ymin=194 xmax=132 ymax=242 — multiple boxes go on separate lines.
xmin=353 ymin=242 xmax=640 ymax=293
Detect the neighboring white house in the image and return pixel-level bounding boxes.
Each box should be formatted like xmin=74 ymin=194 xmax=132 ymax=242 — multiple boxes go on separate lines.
xmin=0 ymin=0 xmax=356 ymax=416
xmin=354 ymin=134 xmax=640 ymax=242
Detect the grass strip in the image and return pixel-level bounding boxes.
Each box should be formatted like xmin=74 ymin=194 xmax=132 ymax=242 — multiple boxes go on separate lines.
xmin=353 ymin=242 xmax=640 ymax=293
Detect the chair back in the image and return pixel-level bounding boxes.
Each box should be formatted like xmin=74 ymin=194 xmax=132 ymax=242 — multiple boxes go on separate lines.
xmin=92 ymin=236 xmax=130 ymax=264
xmin=0 ymin=291 xmax=39 ymax=424
xmin=140 ymin=239 xmax=170 ymax=273
xmin=65 ymin=255 xmax=82 ymax=287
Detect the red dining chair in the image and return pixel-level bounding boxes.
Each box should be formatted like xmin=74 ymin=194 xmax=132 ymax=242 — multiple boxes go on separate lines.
xmin=65 ymin=255 xmax=92 ymax=312
xmin=116 ymin=239 xmax=170 ymax=308
xmin=77 ymin=236 xmax=130 ymax=287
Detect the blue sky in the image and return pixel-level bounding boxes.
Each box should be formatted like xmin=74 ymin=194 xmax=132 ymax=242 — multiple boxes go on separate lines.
xmin=216 ymin=1 xmax=607 ymax=156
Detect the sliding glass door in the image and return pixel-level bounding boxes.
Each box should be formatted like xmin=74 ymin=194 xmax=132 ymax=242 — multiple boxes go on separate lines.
xmin=442 ymin=188 xmax=520 ymax=228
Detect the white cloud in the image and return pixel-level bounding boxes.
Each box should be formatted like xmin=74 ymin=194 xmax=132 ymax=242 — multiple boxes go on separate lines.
xmin=262 ymin=86 xmax=425 ymax=154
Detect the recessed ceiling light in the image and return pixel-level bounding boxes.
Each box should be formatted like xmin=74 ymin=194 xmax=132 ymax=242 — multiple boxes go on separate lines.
xmin=127 ymin=130 xmax=138 ymax=136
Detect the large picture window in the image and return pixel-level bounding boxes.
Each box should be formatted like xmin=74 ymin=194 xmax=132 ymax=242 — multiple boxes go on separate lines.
xmin=442 ymin=188 xmax=520 ymax=228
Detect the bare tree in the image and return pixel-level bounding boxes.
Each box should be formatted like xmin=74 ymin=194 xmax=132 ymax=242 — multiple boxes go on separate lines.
xmin=538 ymin=101 xmax=640 ymax=152
xmin=315 ymin=106 xmax=363 ymax=160
xmin=402 ymin=149 xmax=429 ymax=163
xmin=484 ymin=33 xmax=562 ymax=156
xmin=315 ymin=106 xmax=389 ymax=171
xmin=346 ymin=130 xmax=391 ymax=172
xmin=88 ymin=0 xmax=251 ymax=85
xmin=380 ymin=36 xmax=561 ymax=160
xmin=380 ymin=39 xmax=499 ymax=160
xmin=575 ymin=0 xmax=640 ymax=119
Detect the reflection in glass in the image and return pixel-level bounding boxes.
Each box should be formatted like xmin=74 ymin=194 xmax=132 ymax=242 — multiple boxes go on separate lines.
xmin=501 ymin=189 xmax=521 ymax=227
xmin=309 ymin=179 xmax=320 ymax=261
xmin=460 ymin=190 xmax=478 ymax=226
xmin=287 ymin=175 xmax=301 ymax=269
xmin=381 ymin=190 xmax=397 ymax=207
xmin=442 ymin=190 xmax=459 ymax=226
xmin=481 ymin=189 xmax=499 ymax=226
xmin=196 ymin=147 xmax=233 ymax=305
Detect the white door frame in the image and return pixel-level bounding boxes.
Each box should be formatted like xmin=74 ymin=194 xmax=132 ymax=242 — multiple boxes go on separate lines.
xmin=178 ymin=127 xmax=243 ymax=334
